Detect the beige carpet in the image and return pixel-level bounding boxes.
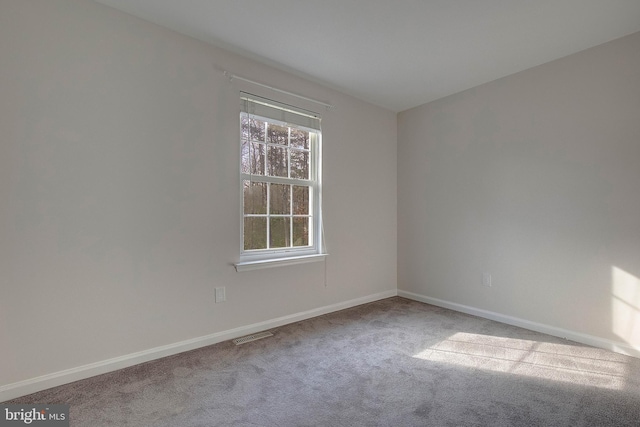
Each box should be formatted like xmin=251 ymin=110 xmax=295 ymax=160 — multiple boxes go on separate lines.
xmin=7 ymin=297 xmax=640 ymax=426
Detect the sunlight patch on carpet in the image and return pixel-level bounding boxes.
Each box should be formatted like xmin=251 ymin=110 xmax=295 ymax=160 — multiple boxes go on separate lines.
xmin=412 ymin=332 xmax=628 ymax=390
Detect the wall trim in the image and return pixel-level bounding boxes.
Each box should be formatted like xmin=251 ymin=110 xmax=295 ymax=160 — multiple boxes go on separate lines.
xmin=398 ymin=289 xmax=640 ymax=359
xmin=1 ymin=289 xmax=397 ymax=402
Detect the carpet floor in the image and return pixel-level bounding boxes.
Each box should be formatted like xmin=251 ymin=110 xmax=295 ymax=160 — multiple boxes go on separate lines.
xmin=7 ymin=297 xmax=640 ymax=426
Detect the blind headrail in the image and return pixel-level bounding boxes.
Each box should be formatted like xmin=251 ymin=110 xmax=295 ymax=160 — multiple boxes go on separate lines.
xmin=223 ymin=70 xmax=333 ymax=110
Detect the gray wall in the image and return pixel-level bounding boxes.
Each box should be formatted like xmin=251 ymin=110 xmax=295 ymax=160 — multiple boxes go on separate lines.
xmin=398 ymin=32 xmax=640 ymax=353
xmin=0 ymin=0 xmax=397 ymax=393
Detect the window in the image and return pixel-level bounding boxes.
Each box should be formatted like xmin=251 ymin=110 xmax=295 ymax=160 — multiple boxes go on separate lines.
xmin=235 ymin=93 xmax=325 ymax=271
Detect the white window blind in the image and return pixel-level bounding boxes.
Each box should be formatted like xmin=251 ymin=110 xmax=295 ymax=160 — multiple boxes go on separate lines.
xmin=240 ymin=92 xmax=321 ymax=131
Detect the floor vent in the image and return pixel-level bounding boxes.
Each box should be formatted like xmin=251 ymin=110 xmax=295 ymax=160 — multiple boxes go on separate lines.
xmin=233 ymin=331 xmax=274 ymax=345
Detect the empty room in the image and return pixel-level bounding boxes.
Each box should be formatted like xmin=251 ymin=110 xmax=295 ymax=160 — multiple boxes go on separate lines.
xmin=1 ymin=0 xmax=639 ymax=425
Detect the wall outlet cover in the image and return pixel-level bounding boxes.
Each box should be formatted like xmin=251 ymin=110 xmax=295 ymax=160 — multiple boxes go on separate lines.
xmin=215 ymin=287 xmax=226 ymax=303
xmin=482 ymin=273 xmax=492 ymax=287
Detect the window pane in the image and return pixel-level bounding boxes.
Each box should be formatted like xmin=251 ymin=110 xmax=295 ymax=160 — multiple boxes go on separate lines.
xmin=270 ymin=184 xmax=290 ymax=215
xmin=249 ymin=118 xmax=265 ymax=142
xmin=249 ymin=143 xmax=265 ymax=175
xmin=290 ymin=128 xmax=309 ymax=149
xmin=290 ymin=149 xmax=309 ymax=179
xmin=268 ymin=124 xmax=288 ymax=145
xmin=244 ymin=217 xmax=267 ymax=250
xmin=267 ymin=146 xmax=288 ymax=177
xmin=293 ymin=185 xmax=309 ymax=215
xmin=293 ymin=217 xmax=309 ymax=247
xmin=241 ymin=116 xmax=250 ymax=140
xmin=241 ymin=139 xmax=250 ymax=173
xmin=270 ymin=217 xmax=290 ymax=248
xmin=244 ymin=181 xmax=267 ymax=214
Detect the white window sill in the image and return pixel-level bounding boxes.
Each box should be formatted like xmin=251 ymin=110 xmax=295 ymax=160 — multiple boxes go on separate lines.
xmin=234 ymin=254 xmax=327 ymax=272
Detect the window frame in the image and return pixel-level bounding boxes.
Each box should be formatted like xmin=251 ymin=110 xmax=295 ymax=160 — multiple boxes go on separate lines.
xmin=235 ymin=96 xmax=325 ymax=271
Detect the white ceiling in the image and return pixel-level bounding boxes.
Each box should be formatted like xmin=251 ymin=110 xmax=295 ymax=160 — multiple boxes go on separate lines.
xmin=94 ymin=0 xmax=640 ymax=112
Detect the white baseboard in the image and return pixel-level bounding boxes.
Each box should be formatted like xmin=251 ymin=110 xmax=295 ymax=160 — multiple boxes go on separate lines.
xmin=0 ymin=289 xmax=397 ymax=402
xmin=398 ymin=289 xmax=640 ymax=359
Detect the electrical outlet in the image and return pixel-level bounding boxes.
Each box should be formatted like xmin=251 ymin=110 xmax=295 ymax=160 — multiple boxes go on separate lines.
xmin=482 ymin=273 xmax=492 ymax=287
xmin=215 ymin=287 xmax=226 ymax=303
